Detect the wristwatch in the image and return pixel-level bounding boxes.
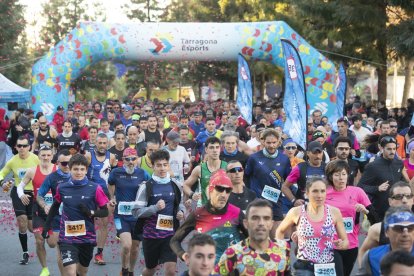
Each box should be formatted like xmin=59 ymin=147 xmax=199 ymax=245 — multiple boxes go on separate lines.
xmin=291 ymin=198 xmax=296 ymax=203
xmin=91 ymin=210 xmax=95 ymax=217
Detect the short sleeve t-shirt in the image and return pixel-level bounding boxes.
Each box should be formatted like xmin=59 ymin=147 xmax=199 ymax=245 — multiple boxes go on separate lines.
xmin=326 ymin=186 xmax=371 ymax=248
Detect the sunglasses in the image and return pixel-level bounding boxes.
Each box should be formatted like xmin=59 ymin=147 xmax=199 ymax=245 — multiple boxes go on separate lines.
xmin=145 ymin=109 xmax=152 ymax=112
xmin=39 ymin=121 xmax=47 ymax=125
xmin=390 ymin=125 xmax=398 ymax=128
xmin=380 ymin=136 xmax=396 ymax=145
xmin=227 ymin=167 xmax=244 ymax=173
xmin=390 ymin=194 xmax=414 ymax=200
xmin=214 ymin=186 xmax=232 ymax=194
xmin=284 ymin=146 xmax=297 ymax=150
xmin=39 ymin=145 xmax=52 ymax=150
xmin=124 ymin=157 xmax=137 ymax=162
xmin=60 ymin=161 xmax=69 ymax=167
xmin=16 ymin=144 xmax=29 ymax=148
xmin=390 ymin=224 xmax=414 ymax=233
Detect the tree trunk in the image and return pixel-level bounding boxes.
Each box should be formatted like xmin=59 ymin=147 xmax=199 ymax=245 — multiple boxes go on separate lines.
xmin=198 ymin=80 xmax=202 ymax=101
xmin=377 ymin=66 xmax=387 ymax=103
xmin=260 ymin=73 xmax=265 ymax=101
xmin=376 ymin=1 xmax=388 ymax=103
xmin=402 ymin=58 xmax=414 ymax=106
xmin=229 ymin=81 xmax=235 ymax=101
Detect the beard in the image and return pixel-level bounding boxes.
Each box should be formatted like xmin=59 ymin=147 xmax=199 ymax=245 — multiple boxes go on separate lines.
xmin=124 ymin=166 xmax=135 ymax=175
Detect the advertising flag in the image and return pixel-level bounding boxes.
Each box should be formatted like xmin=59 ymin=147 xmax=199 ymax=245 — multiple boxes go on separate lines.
xmin=330 ymin=63 xmax=347 ymax=131
xmin=237 ymin=54 xmax=253 ymax=125
xmin=281 ymin=39 xmax=308 ymax=150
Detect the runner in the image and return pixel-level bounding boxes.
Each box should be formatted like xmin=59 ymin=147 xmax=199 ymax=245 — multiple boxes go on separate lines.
xmin=109 ymin=130 xmax=127 ymax=167
xmin=85 ymin=133 xmax=117 ymax=265
xmin=137 ymin=140 xmax=160 ymax=176
xmin=31 ymin=116 xmax=58 ymax=153
xmin=132 ymin=150 xmax=184 ymax=276
xmin=37 ymin=149 xmax=72 ymax=275
xmin=108 ymin=148 xmax=150 ymax=276
xmin=163 ymin=131 xmax=190 ymax=185
xmin=183 ymin=136 xmax=227 ymax=206
xmin=17 ymin=145 xmax=56 ymax=276
xmin=219 ymin=131 xmax=249 ymax=168
xmin=171 ymin=169 xmax=247 ymax=264
xmin=276 ymin=177 xmax=349 ymax=276
xmin=0 ymin=136 xmax=39 ymax=265
xmin=181 ymin=234 xmax=218 ymax=276
xmin=215 ymin=199 xmax=290 ymax=275
xmin=42 ymin=154 xmax=109 ymax=276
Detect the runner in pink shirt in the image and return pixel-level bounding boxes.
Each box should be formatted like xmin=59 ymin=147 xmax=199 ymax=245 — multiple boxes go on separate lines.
xmin=325 ymin=160 xmax=380 ymax=276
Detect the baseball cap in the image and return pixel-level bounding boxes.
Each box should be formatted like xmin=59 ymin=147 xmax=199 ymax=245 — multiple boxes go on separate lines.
xmin=208 ymin=169 xmax=233 ymax=193
xmin=132 ymin=114 xmax=140 ymax=121
xmin=166 ymin=131 xmax=180 ymax=143
xmin=123 ymin=148 xmax=137 ymax=157
xmin=123 ymin=105 xmax=132 ymax=112
xmin=384 ymin=211 xmax=414 ymax=230
xmin=139 ymin=115 xmax=148 ymax=122
xmin=307 ymin=141 xmax=323 ymax=153
xmin=57 ymin=105 xmax=64 ymax=111
xmin=193 ymin=111 xmax=202 ymax=116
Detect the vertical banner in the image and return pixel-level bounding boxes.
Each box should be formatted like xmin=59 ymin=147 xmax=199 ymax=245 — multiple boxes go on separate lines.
xmin=237 ymin=54 xmax=253 ymax=125
xmin=330 ymin=63 xmax=347 ymax=130
xmin=281 ymin=39 xmax=308 ymax=150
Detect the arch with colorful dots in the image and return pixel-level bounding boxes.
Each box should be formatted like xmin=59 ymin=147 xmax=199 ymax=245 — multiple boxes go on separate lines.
xmin=31 ymin=21 xmax=338 ymax=119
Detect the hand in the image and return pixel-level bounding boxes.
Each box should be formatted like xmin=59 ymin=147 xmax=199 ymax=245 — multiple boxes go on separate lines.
xmin=333 ymin=239 xmax=346 ymax=250
xmin=41 ymin=228 xmax=50 ymax=239
xmin=191 ymin=192 xmax=201 ymax=202
xmin=378 ymin=181 xmax=390 ymax=192
xmin=109 ymin=199 xmax=117 ymax=207
xmin=156 ymin=199 xmax=165 ymax=211
xmin=294 ymin=199 xmax=305 ymax=207
xmin=355 ymin=203 xmax=368 ymax=214
xmin=350 ymin=149 xmax=356 ymax=156
xmin=79 ymin=203 xmax=92 ymax=217
xmin=2 ymin=180 xmax=13 ymax=191
xmin=184 ymin=199 xmax=192 ymax=209
xmin=20 ymin=194 xmax=31 ymax=206
xmin=44 ymin=205 xmax=51 ymax=215
xmin=176 ymin=210 xmax=184 ymax=220
xmin=291 ymin=231 xmax=298 ymax=243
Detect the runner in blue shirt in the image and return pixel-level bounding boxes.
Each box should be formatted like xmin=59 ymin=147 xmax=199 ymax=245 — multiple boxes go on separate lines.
xmin=244 ymin=128 xmax=291 ymax=238
xmin=108 ymin=148 xmax=150 ymax=276
xmin=42 ymin=154 xmax=109 ymax=276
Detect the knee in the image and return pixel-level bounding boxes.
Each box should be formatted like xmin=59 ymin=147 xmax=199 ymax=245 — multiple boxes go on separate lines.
xmin=35 ymin=237 xmax=45 ymax=248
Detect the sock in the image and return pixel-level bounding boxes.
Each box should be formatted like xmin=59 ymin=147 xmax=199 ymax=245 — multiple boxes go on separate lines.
xmin=18 ymin=232 xmax=28 ymax=252
xmin=97 ymin=248 xmax=103 ymax=255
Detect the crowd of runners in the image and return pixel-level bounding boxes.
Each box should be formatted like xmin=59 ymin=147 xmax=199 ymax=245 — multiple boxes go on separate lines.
xmin=0 ymin=95 xmax=413 ymax=276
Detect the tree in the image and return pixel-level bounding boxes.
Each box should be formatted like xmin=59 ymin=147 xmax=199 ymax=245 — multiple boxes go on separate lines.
xmin=0 ymin=0 xmax=28 ymax=85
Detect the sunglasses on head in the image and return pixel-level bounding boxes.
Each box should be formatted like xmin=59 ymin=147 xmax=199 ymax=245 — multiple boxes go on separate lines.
xmin=124 ymin=157 xmax=137 ymax=162
xmin=60 ymin=161 xmax=69 ymax=167
xmin=390 ymin=194 xmax=414 ymax=200
xmin=214 ymin=186 xmax=232 ymax=194
xmin=380 ymin=136 xmax=396 ymax=145
xmin=284 ymin=146 xmax=297 ymax=150
xmin=39 ymin=145 xmax=52 ymax=151
xmin=16 ymin=144 xmax=29 ymax=148
xmin=227 ymin=167 xmax=244 ymax=173
xmin=390 ymin=224 xmax=414 ymax=233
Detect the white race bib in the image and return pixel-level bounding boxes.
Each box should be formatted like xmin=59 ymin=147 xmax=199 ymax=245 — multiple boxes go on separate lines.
xmin=156 ymin=214 xmax=173 ymax=231
xmin=64 ymin=220 xmax=86 ymax=237
xmin=314 ymin=263 xmax=336 ymax=276
xmin=343 ymin=217 xmax=354 ymax=233
xmin=118 ymin=201 xmax=134 ymax=215
xmin=44 ymin=193 xmax=53 ymax=206
xmin=261 ymin=185 xmax=281 ymax=203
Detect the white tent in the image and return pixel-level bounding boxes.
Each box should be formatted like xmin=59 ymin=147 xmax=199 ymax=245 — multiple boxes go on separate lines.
xmin=0 ymin=73 xmax=30 ymax=102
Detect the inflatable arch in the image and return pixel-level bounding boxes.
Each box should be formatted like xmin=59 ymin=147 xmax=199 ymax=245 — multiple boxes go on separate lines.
xmin=31 ymin=22 xmax=338 ymax=119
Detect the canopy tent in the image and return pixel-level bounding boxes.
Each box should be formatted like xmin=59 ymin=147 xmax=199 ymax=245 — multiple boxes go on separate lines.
xmin=0 ymin=73 xmax=30 ymax=103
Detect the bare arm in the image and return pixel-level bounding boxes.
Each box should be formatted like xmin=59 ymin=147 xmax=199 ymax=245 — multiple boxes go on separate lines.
xmin=109 ymin=153 xmax=118 ymax=167
xmin=357 ymin=222 xmax=380 ymax=266
xmin=182 ymin=165 xmax=201 ymax=198
xmin=332 ymin=206 xmax=349 ymax=250
xmin=31 ymin=129 xmax=39 ymax=152
xmin=17 ymin=168 xmax=35 ymax=205
xmin=85 ymin=151 xmax=92 ymax=165
xmin=275 ymin=207 xmax=300 ymax=239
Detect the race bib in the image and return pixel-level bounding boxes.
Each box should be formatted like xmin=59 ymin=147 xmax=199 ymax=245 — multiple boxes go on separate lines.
xmin=118 ymin=202 xmax=134 ymax=215
xmin=343 ymin=217 xmax=354 ymax=233
xmin=314 ymin=263 xmax=336 ymax=276
xmin=64 ymin=220 xmax=86 ymax=237
xmin=44 ymin=193 xmax=53 ymax=206
xmin=156 ymin=214 xmax=173 ymax=231
xmin=261 ymin=185 xmax=281 ymax=203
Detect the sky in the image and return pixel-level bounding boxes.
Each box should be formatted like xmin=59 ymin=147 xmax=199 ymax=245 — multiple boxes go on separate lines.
xmin=19 ymin=0 xmax=169 ymax=44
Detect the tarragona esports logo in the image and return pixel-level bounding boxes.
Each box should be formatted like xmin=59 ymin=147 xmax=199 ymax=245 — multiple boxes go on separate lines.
xmin=149 ymin=33 xmax=173 ymax=55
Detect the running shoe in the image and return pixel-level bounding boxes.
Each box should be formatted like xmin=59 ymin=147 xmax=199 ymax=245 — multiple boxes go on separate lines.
xmin=94 ymin=252 xmax=106 ymax=265
xmin=19 ymin=252 xmax=29 ymax=265
xmin=120 ymin=268 xmax=129 ymax=276
xmin=39 ymin=267 xmax=50 ymax=276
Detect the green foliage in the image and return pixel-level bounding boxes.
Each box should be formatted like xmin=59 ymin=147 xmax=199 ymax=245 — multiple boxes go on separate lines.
xmin=0 ymin=0 xmax=28 ymax=85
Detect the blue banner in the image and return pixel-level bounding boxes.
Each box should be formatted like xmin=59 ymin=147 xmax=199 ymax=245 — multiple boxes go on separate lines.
xmin=237 ymin=54 xmax=253 ymax=125
xmin=281 ymin=39 xmax=307 ymax=150
xmin=330 ymin=63 xmax=347 ymax=131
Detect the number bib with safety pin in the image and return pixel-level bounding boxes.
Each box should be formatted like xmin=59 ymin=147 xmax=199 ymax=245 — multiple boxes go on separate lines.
xmin=44 ymin=193 xmax=53 ymax=206
xmin=261 ymin=185 xmax=281 ymax=203
xmin=118 ymin=202 xmax=134 ymax=215
xmin=343 ymin=217 xmax=354 ymax=233
xmin=156 ymin=214 xmax=173 ymax=231
xmin=64 ymin=220 xmax=86 ymax=237
xmin=314 ymin=263 xmax=336 ymax=276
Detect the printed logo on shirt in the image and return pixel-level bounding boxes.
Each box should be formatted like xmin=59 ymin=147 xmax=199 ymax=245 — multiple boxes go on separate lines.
xmin=224 ymin=221 xmax=232 ymax=227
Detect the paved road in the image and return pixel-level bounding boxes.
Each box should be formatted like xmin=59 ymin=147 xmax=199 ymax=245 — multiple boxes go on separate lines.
xmin=0 ymin=192 xmax=188 ymax=276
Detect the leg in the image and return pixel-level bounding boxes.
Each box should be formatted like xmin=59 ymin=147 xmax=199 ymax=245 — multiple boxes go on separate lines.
xmin=119 ymin=232 xmax=132 ymax=269
xmin=47 ymin=232 xmax=59 ymax=248
xmin=34 ymin=232 xmax=47 ymax=268
xmin=62 ymin=264 xmax=77 ymax=276
xmin=129 ymin=240 xmax=140 ymax=273
xmin=17 ymin=214 xmax=28 ymax=235
xmin=56 ymin=244 xmax=64 ymax=275
xmin=142 ymin=268 xmax=156 ymax=276
xmin=164 ymin=262 xmax=177 ymax=276
xmin=95 ymin=217 xmax=109 ymax=264
xmin=76 ymin=264 xmax=89 ymax=276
